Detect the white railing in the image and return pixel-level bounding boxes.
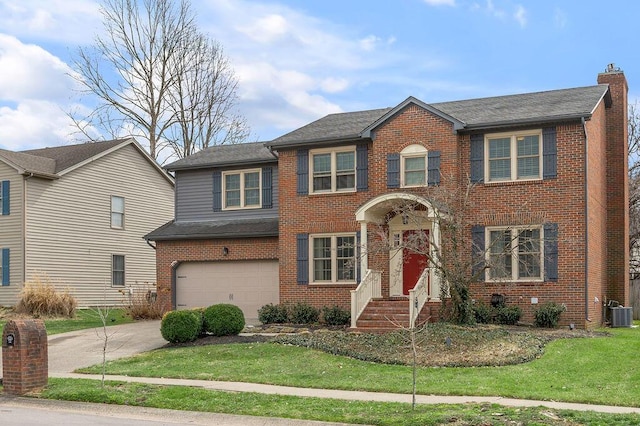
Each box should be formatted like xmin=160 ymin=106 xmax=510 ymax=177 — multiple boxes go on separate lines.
xmin=350 ymin=269 xmax=382 ymax=328
xmin=409 ymin=268 xmax=430 ymax=329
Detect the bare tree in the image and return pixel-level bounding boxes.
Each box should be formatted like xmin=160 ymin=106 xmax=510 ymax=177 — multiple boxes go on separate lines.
xmin=70 ymin=0 xmax=248 ymax=160
xmin=629 ymin=103 xmax=640 ymax=276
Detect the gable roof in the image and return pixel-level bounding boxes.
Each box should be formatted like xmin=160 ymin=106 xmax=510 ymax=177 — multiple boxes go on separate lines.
xmin=266 ymin=85 xmax=609 ymax=148
xmin=165 ymin=141 xmax=278 ymax=171
xmin=0 ymin=138 xmax=173 ymax=184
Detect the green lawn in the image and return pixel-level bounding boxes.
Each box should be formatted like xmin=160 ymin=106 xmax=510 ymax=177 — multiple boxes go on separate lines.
xmin=78 ymin=325 xmax=640 ymax=407
xmin=0 ymin=308 xmax=133 ymax=335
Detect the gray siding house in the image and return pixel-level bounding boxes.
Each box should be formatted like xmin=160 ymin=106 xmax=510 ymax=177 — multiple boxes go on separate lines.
xmin=0 ymin=138 xmax=174 ymax=307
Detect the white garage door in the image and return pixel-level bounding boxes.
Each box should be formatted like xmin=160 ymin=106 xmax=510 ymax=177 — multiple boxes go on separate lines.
xmin=176 ymin=260 xmax=279 ymax=322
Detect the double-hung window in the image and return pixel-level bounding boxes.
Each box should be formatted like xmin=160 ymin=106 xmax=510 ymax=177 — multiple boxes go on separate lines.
xmin=486 ymin=131 xmax=541 ymax=182
xmin=311 ymin=234 xmax=356 ymax=283
xmin=112 ymin=255 xmax=125 ymax=286
xmin=487 ymin=227 xmax=542 ymax=281
xmin=223 ymin=169 xmax=261 ymax=209
xmin=310 ymin=148 xmax=355 ymax=193
xmin=111 ymin=196 xmax=124 ymax=228
xmin=401 ymin=144 xmax=428 ymax=187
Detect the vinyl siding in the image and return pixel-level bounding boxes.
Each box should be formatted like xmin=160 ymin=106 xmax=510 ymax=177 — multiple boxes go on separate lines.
xmin=23 ymin=144 xmax=174 ymax=307
xmin=0 ymin=162 xmax=24 ymax=304
xmin=175 ymin=165 xmax=279 ymax=222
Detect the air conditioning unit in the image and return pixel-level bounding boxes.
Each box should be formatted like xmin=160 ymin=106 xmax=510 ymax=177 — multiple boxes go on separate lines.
xmin=610 ymin=307 xmax=633 ymax=327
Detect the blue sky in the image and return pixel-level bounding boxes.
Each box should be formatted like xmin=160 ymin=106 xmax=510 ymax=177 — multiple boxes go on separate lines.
xmin=0 ymin=0 xmax=637 ymax=152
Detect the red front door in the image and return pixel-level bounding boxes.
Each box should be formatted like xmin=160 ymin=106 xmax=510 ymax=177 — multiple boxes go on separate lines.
xmin=402 ymin=230 xmax=429 ymax=295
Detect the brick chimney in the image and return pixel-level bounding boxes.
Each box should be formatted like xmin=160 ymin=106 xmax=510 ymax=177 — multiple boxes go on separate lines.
xmin=597 ymin=64 xmax=629 ymax=306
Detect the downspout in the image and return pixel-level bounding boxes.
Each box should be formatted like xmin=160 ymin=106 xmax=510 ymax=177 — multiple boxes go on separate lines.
xmin=171 ymin=260 xmax=180 ymax=310
xmin=582 ymin=117 xmax=590 ymax=323
xmin=145 ymin=239 xmax=156 ymax=250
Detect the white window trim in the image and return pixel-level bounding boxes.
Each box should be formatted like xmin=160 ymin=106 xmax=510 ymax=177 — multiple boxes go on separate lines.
xmin=309 ymin=146 xmax=356 ymax=194
xmin=222 ymin=169 xmax=262 ymax=210
xmin=484 ymin=130 xmax=543 ymax=183
xmin=309 ymin=233 xmax=357 ymax=284
xmin=400 ymin=144 xmax=428 ymax=188
xmin=485 ymin=225 xmax=544 ymax=282
xmin=111 ymin=195 xmax=125 ymax=229
xmin=112 ymin=254 xmax=125 ymax=287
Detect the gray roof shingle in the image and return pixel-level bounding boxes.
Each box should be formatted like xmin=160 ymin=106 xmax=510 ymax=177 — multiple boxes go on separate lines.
xmin=0 ymin=149 xmax=57 ymax=177
xmin=22 ymin=139 xmax=127 ymax=173
xmin=165 ymin=142 xmax=277 ymax=171
xmin=266 ymin=85 xmax=609 ymax=147
xmin=145 ymin=217 xmax=279 ymax=241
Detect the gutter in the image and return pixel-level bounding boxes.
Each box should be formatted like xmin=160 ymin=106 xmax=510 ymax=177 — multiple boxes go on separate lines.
xmin=582 ymin=116 xmax=590 ymax=323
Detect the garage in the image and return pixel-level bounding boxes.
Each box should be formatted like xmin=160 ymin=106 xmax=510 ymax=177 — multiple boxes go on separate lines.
xmin=175 ymin=260 xmax=279 ymax=322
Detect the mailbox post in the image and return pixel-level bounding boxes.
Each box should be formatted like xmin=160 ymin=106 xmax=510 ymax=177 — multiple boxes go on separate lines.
xmin=2 ymin=319 xmax=48 ymax=395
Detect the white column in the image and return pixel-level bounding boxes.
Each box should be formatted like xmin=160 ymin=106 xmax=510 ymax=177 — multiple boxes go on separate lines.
xmin=360 ymin=221 xmax=368 ymax=274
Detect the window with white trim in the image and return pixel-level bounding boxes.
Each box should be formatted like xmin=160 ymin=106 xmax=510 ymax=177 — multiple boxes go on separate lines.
xmin=111 ymin=196 xmax=124 ymax=228
xmin=223 ymin=169 xmax=261 ymax=209
xmin=487 ymin=226 xmax=542 ymax=281
xmin=401 ymin=144 xmax=428 ymax=187
xmin=112 ymin=254 xmax=125 ymax=286
xmin=310 ymin=147 xmax=355 ymax=193
xmin=486 ymin=131 xmax=542 ymax=182
xmin=311 ymin=234 xmax=356 ymax=283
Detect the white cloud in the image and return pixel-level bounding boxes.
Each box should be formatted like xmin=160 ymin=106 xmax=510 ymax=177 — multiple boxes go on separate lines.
xmin=423 ymin=0 xmax=456 ymax=5
xmin=0 ymin=34 xmax=78 ymax=102
xmin=321 ymin=78 xmax=349 ymax=94
xmin=514 ymin=5 xmax=527 ymax=28
xmin=0 ymin=0 xmax=101 ymax=44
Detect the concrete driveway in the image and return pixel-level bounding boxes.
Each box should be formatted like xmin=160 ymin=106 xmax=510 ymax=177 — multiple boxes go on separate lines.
xmin=1 ymin=320 xmax=166 ymax=376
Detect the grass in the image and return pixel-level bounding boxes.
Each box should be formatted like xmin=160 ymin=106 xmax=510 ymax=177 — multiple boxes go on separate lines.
xmin=75 ymin=324 xmax=640 ymax=407
xmin=0 ymin=308 xmax=133 ymax=335
xmin=39 ymin=378 xmax=640 ymax=426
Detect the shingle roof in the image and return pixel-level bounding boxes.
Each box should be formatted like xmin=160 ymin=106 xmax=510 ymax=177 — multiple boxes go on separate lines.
xmin=22 ymin=139 xmax=126 ymax=173
xmin=144 ymin=217 xmax=279 ymax=241
xmin=165 ymin=141 xmax=277 ymax=171
xmin=0 ymin=149 xmax=57 ymax=177
xmin=266 ymin=85 xmax=609 ymax=147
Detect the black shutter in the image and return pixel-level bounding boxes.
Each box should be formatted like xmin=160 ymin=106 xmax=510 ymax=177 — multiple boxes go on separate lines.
xmin=356 ymin=144 xmax=368 ymax=191
xmin=1 ymin=180 xmax=9 ymax=215
xmin=262 ymin=167 xmax=273 ymax=209
xmin=427 ymin=151 xmax=441 ymax=186
xmin=544 ymin=223 xmax=558 ymax=281
xmin=387 ymin=153 xmax=400 ymax=188
xmin=297 ymin=233 xmax=309 ymax=284
xmin=212 ymin=171 xmax=222 ymax=212
xmin=470 ymin=134 xmax=484 ymax=183
xmin=471 ymin=225 xmax=485 ymax=280
xmin=297 ymin=149 xmax=309 ymax=195
xmin=543 ymin=127 xmax=557 ymax=179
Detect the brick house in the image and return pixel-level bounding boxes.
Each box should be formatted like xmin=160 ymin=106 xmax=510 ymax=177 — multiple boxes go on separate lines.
xmin=147 ymin=66 xmax=628 ymax=329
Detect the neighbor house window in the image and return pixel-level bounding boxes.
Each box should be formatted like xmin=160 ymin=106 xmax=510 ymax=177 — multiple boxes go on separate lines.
xmin=111 ymin=196 xmax=124 ymax=228
xmin=486 ymin=131 xmax=541 ymax=182
xmin=223 ymin=169 xmax=261 ymax=209
xmin=112 ymin=255 xmax=125 ymax=286
xmin=401 ymin=144 xmax=428 ymax=187
xmin=487 ymin=227 xmax=542 ymax=281
xmin=311 ymin=234 xmax=356 ymax=283
xmin=310 ymin=148 xmax=355 ymax=193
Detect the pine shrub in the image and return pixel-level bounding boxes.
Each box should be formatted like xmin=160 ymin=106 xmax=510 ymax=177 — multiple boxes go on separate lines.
xmin=321 ymin=305 xmax=351 ymax=326
xmin=534 ymin=302 xmax=566 ymax=328
xmin=258 ymin=303 xmax=289 ymax=324
xmin=203 ymin=304 xmax=245 ymax=336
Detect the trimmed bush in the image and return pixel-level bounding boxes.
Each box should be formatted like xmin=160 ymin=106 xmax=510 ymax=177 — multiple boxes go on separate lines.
xmin=15 ymin=274 xmax=77 ymax=318
xmin=258 ymin=303 xmax=289 ymax=324
xmin=203 ymin=304 xmax=245 ymax=336
xmin=289 ymin=302 xmax=320 ymax=325
xmin=322 ymin=305 xmax=351 ymax=326
xmin=534 ymin=302 xmax=566 ymax=328
xmin=495 ymin=306 xmax=522 ymax=325
xmin=473 ymin=302 xmax=492 ymax=324
xmin=160 ymin=310 xmax=201 ymax=343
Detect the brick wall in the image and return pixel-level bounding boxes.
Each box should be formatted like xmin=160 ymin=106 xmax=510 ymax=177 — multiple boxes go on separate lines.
xmin=155 ymin=237 xmax=278 ymax=312
xmin=1 ymin=319 xmax=47 ymax=395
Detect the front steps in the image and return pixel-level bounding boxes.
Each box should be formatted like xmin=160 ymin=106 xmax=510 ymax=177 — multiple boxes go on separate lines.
xmin=353 ymin=298 xmax=437 ymax=333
